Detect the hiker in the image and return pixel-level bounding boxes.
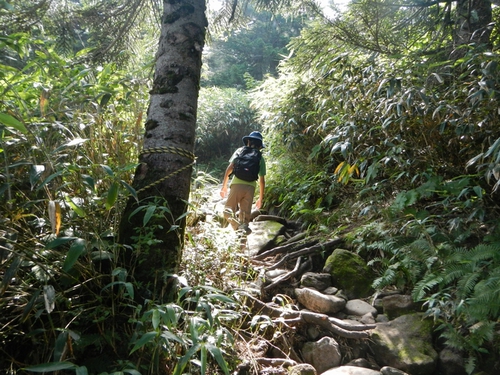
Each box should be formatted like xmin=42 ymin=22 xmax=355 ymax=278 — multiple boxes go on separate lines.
xmin=220 ymin=131 xmax=266 ymax=234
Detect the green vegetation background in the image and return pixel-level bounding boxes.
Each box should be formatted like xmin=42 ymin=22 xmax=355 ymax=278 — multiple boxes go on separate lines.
xmin=1 ymin=0 xmax=500 ymax=374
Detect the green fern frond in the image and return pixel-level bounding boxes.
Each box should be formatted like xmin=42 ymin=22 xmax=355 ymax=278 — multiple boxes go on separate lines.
xmin=366 ymin=239 xmax=399 ymax=254
xmin=373 ymin=268 xmax=397 ymax=289
xmin=439 ymin=323 xmax=467 ymax=350
xmin=467 ymin=321 xmax=495 ymax=350
xmin=467 ymin=276 xmax=500 ymax=319
xmin=457 ymin=271 xmax=481 ymax=299
xmin=442 ymin=263 xmax=470 ymax=284
xmin=448 ymin=246 xmax=469 ymax=261
xmin=412 ymin=273 xmax=444 ymax=301
xmin=367 ymin=256 xmax=388 ymax=267
xmin=406 ymin=237 xmax=434 ymax=253
xmin=468 ymin=244 xmax=500 ymax=263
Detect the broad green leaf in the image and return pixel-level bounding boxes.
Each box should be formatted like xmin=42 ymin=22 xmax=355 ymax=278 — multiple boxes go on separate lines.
xmin=106 ymin=182 xmax=119 ymax=209
xmin=24 ymin=362 xmax=77 ymax=372
xmin=75 ymin=47 xmax=94 ymax=57
xmin=120 ymin=179 xmax=138 ymax=201
xmin=128 ymin=205 xmax=147 ymax=220
xmin=200 ymin=344 xmax=207 ymax=375
xmin=35 ymin=50 xmax=47 ymax=58
xmin=81 ymin=174 xmax=96 ymax=192
xmin=204 ymin=293 xmax=235 ymax=304
xmin=63 ymin=238 xmax=86 ymax=272
xmin=129 ymin=331 xmax=157 ymax=354
xmin=1 ymin=256 xmax=21 ymax=295
xmin=112 ymin=267 xmax=127 ymax=278
xmin=101 ymin=164 xmax=115 ymax=176
xmin=46 ymin=236 xmax=78 ymax=249
xmin=473 ymin=186 xmax=483 ymax=198
xmin=484 ymin=137 xmax=500 ymax=158
xmin=466 ymin=153 xmax=483 ymax=168
xmin=143 ymin=205 xmax=156 ymax=226
xmin=0 ymin=1 xmax=15 ymax=11
xmin=54 ymin=331 xmax=68 ymax=362
xmin=124 ymin=282 xmax=134 ymax=299
xmin=29 ymin=165 xmax=45 ymax=189
xmin=53 ymin=138 xmax=88 ymax=153
xmin=21 ymin=290 xmax=40 ymax=322
xmin=122 ymin=370 xmax=141 ymax=375
xmin=160 ymin=330 xmax=183 ymax=344
xmin=65 ymin=196 xmax=87 ymax=217
xmin=66 ymin=138 xmax=89 ymax=147
xmin=76 ymin=366 xmax=89 ymax=375
xmin=431 ymin=72 xmax=443 ymax=84
xmin=166 ymin=304 xmax=180 ymax=326
xmin=102 ymin=281 xmax=134 ymax=299
xmin=0 ymin=112 xmax=28 ymax=133
xmin=173 ymin=343 xmax=200 ymax=375
xmin=36 ymin=170 xmax=63 ymax=191
xmin=100 ymin=92 xmax=112 ymax=106
xmin=207 ymin=343 xmax=230 ymax=375
xmin=152 ymin=308 xmax=160 ymax=330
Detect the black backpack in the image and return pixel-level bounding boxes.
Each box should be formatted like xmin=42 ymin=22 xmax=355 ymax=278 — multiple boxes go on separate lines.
xmin=233 ymin=146 xmax=262 ymax=182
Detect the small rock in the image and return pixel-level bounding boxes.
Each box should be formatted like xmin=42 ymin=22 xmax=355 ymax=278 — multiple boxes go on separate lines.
xmin=360 ymin=312 xmax=376 ymax=324
xmin=302 ymin=336 xmax=341 ymax=373
xmin=381 ymin=294 xmax=416 ymax=319
xmin=375 ymin=314 xmax=389 ymax=323
xmin=295 ymin=288 xmax=346 ymax=314
xmin=321 ymin=366 xmax=381 ymax=375
xmin=344 ymin=299 xmax=378 ymax=317
xmin=289 ymin=363 xmax=317 ymax=375
xmin=301 ymin=272 xmax=332 ymax=291
xmin=306 ymin=325 xmax=321 ymax=340
xmin=345 ymin=358 xmax=379 ymax=370
xmin=323 ymin=286 xmax=339 ymax=295
xmin=438 ymin=347 xmax=467 ymax=375
xmin=380 ymin=366 xmax=410 ymax=375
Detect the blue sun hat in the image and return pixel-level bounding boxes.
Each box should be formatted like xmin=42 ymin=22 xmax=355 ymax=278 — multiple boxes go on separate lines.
xmin=242 ymin=131 xmax=265 ymax=148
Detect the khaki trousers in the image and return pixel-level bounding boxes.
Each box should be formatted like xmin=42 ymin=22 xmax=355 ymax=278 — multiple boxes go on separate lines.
xmin=224 ymin=184 xmax=255 ymax=229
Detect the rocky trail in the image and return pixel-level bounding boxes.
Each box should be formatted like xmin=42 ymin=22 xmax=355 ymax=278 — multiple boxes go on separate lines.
xmin=189 ymin=185 xmax=468 ymax=375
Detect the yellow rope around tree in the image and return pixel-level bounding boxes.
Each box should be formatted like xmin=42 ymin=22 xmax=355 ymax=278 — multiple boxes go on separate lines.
xmin=136 ymin=146 xmax=196 ymax=194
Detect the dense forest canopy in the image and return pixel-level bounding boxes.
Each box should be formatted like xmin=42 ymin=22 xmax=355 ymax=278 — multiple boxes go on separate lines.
xmin=1 ymin=0 xmax=500 ymax=374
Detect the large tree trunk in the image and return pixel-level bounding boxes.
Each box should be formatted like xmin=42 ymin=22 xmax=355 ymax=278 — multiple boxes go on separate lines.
xmin=119 ymin=0 xmax=207 ymax=300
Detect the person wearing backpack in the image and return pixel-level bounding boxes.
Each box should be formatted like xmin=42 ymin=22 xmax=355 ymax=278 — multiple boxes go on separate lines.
xmin=220 ymin=131 xmax=266 ymax=234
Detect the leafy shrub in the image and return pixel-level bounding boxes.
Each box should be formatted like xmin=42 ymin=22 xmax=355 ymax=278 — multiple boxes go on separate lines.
xmin=196 ymin=87 xmax=260 ymax=165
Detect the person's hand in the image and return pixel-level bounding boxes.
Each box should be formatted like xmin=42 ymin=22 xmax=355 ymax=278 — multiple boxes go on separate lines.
xmin=220 ymin=187 xmax=227 ymax=198
xmin=255 ymin=198 xmax=262 ymax=209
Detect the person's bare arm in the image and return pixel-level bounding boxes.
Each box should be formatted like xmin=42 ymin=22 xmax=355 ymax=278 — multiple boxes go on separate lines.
xmin=255 ymin=175 xmax=265 ymax=209
xmin=220 ymin=163 xmax=234 ymax=198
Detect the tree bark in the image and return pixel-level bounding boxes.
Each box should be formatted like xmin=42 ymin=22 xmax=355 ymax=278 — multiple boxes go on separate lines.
xmin=119 ymin=0 xmax=207 ymax=300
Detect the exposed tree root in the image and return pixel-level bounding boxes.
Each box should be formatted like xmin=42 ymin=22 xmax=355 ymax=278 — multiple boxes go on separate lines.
xmin=243 ymin=293 xmax=373 ymax=339
xmin=259 ymin=237 xmax=343 ymax=271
